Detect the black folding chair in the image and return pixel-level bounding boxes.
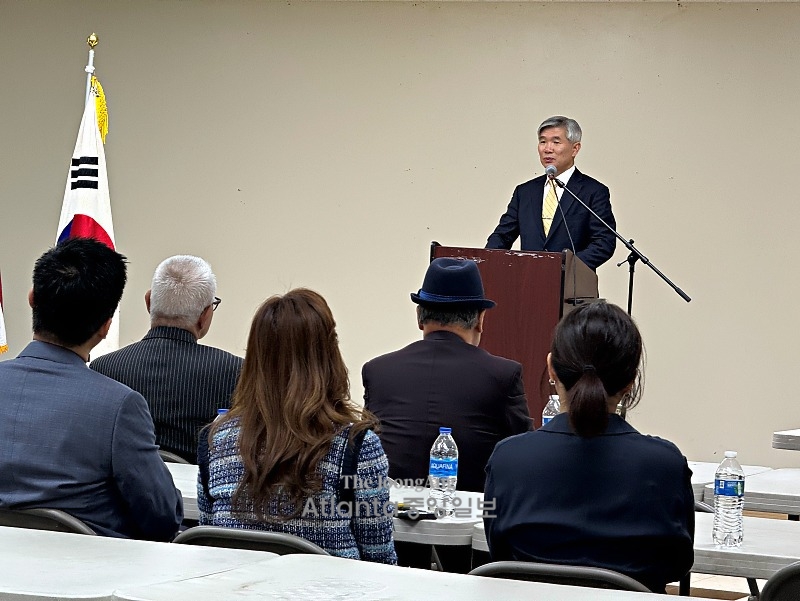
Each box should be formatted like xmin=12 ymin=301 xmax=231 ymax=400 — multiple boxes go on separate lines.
xmin=0 ymin=508 xmax=96 ymax=535
xmin=173 ymin=525 xmax=329 ymax=555
xmin=759 ymin=561 xmax=800 ymax=601
xmin=158 ymin=449 xmax=191 ymax=464
xmin=468 ymin=560 xmax=651 ymax=592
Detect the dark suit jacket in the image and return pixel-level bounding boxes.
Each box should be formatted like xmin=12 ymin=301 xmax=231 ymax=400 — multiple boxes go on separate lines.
xmin=0 ymin=341 xmax=183 ymax=539
xmin=91 ymin=326 xmax=243 ymax=462
xmin=484 ymin=413 xmax=695 ymax=593
xmin=486 ymin=169 xmax=616 ymax=270
xmin=362 ymin=330 xmax=531 ymax=492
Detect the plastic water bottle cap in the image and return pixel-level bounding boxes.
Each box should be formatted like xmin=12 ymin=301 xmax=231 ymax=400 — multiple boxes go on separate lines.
xmin=439 ymin=427 xmax=452 ymax=434
xmin=217 ymin=409 xmax=229 ymax=416
xmin=724 ymin=450 xmax=737 ymax=458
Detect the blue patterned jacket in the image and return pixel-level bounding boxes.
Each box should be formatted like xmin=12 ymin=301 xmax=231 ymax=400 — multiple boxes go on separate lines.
xmin=197 ymin=418 xmax=397 ymax=564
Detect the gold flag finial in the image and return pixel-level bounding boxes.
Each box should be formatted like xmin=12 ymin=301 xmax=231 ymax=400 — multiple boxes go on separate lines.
xmin=87 ymin=33 xmax=99 ymax=49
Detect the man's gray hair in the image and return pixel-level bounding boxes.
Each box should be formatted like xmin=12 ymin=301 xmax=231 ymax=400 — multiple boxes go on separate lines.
xmin=538 ymin=116 xmax=582 ymax=143
xmin=150 ymin=255 xmax=216 ymax=327
xmin=417 ymin=305 xmax=480 ymax=330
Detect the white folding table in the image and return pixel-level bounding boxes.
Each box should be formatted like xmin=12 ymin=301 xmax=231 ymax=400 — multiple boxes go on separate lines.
xmin=170 ymin=465 xmax=487 ymax=547
xmin=688 ymin=461 xmax=772 ymax=502
xmin=390 ymin=485 xmax=484 ymax=545
xmin=703 ymin=468 xmax=800 ymax=515
xmin=773 ymin=429 xmax=800 ymax=450
xmin=112 ymin=553 xmax=676 ymax=601
xmin=474 ymin=513 xmax=800 ymax=582
xmin=0 ymin=525 xmax=275 ymax=601
xmin=167 ymin=462 xmax=200 ymax=521
xmin=694 ymin=512 xmax=800 ymax=579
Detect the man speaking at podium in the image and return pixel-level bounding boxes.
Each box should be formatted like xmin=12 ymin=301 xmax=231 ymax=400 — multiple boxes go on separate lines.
xmin=486 ymin=116 xmax=616 ymax=270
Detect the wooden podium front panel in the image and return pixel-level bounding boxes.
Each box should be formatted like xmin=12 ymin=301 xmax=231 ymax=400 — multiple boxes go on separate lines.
xmin=431 ymin=246 xmax=564 ymax=425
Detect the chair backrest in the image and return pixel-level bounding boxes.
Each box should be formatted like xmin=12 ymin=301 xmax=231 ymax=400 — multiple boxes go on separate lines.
xmin=158 ymin=449 xmax=191 ymax=464
xmin=761 ymin=561 xmax=800 ymax=601
xmin=0 ymin=508 xmax=96 ymax=535
xmin=468 ymin=561 xmax=651 ymax=593
xmin=695 ymin=500 xmax=714 ymax=513
xmin=172 ymin=526 xmax=330 ymax=555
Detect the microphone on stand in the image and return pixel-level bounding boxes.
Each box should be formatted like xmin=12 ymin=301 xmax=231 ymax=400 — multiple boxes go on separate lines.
xmin=550 ymin=167 xmax=691 ymax=314
xmin=543 ymin=164 xmax=578 ymax=306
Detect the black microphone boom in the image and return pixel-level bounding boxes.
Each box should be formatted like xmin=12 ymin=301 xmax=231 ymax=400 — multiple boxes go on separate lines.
xmin=551 ymin=176 xmax=691 ymax=314
xmin=549 ymin=170 xmax=578 ymax=306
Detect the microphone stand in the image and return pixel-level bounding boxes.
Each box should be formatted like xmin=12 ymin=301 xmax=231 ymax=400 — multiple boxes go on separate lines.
xmin=551 ymin=176 xmax=691 ymax=315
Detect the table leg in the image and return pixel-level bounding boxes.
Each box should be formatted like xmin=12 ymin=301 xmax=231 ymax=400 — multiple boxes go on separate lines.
xmin=678 ymin=573 xmax=691 ymax=596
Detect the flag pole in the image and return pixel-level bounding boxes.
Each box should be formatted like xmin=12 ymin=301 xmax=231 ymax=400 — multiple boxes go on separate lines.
xmin=84 ymin=33 xmax=98 ymax=105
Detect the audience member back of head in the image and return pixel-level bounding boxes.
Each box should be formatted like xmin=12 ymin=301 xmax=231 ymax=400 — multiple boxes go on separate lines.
xmin=90 ymin=254 xmax=242 ymax=462
xmin=0 ymin=238 xmax=183 ymax=540
xmin=484 ymin=301 xmax=694 ymax=593
xmin=363 ymin=257 xmax=531 ymax=494
xmin=197 ymin=288 xmax=396 ymax=564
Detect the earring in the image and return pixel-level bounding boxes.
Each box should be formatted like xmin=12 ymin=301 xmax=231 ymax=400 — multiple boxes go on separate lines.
xmin=548 ymin=379 xmax=556 ymax=386
xmin=616 ymin=392 xmax=631 ymax=420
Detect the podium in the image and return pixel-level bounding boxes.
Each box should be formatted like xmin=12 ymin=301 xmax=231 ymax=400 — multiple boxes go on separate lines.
xmin=430 ymin=243 xmax=598 ymax=426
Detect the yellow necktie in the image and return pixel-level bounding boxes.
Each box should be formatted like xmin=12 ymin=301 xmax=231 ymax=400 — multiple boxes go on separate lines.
xmin=542 ymin=180 xmax=558 ymax=236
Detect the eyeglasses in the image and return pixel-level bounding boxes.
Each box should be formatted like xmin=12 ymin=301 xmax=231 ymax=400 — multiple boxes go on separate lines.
xmin=211 ymin=297 xmax=222 ymax=312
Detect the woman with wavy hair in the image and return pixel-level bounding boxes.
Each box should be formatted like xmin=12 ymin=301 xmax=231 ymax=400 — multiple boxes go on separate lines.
xmin=484 ymin=301 xmax=693 ymax=593
xmin=197 ymin=288 xmax=396 ymax=563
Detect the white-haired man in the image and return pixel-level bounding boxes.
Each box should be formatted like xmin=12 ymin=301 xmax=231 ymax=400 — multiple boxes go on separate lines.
xmin=91 ymin=255 xmax=242 ymax=463
xmin=487 ymin=115 xmax=616 ymax=270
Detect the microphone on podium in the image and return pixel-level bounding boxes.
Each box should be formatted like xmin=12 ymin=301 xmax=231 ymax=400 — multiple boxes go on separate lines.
xmin=545 ymin=164 xmax=558 ymax=179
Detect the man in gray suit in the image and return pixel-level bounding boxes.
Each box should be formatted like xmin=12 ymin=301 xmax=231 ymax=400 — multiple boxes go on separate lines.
xmin=91 ymin=255 xmax=242 ymax=462
xmin=0 ymin=238 xmax=183 ymax=540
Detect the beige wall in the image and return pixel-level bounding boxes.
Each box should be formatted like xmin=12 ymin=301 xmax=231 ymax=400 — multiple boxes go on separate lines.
xmin=1 ymin=1 xmax=798 ymax=468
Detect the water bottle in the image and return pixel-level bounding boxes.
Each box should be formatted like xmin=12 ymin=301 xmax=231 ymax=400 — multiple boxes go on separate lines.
xmin=428 ymin=427 xmax=458 ymax=517
xmin=541 ymin=394 xmax=560 ymax=426
xmin=712 ymin=450 xmax=745 ymax=547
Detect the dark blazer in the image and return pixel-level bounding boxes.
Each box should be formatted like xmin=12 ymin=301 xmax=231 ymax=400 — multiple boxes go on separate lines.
xmin=0 ymin=341 xmax=183 ymax=540
xmin=486 ymin=169 xmax=616 ymax=270
xmin=484 ymin=413 xmax=695 ymax=593
xmin=362 ymin=330 xmax=531 ymax=492
xmin=91 ymin=326 xmax=243 ymax=462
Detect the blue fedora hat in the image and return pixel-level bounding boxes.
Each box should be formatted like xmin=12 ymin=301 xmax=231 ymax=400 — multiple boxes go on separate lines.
xmin=410 ymin=257 xmax=496 ymax=309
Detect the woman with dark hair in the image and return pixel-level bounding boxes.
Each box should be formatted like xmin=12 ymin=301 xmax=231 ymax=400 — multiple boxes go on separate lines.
xmin=484 ymin=301 xmax=693 ymax=593
xmin=197 ymin=288 xmax=396 ymax=564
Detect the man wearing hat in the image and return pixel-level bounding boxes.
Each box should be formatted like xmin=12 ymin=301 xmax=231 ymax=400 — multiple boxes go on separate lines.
xmin=362 ymin=257 xmax=531 ymax=495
